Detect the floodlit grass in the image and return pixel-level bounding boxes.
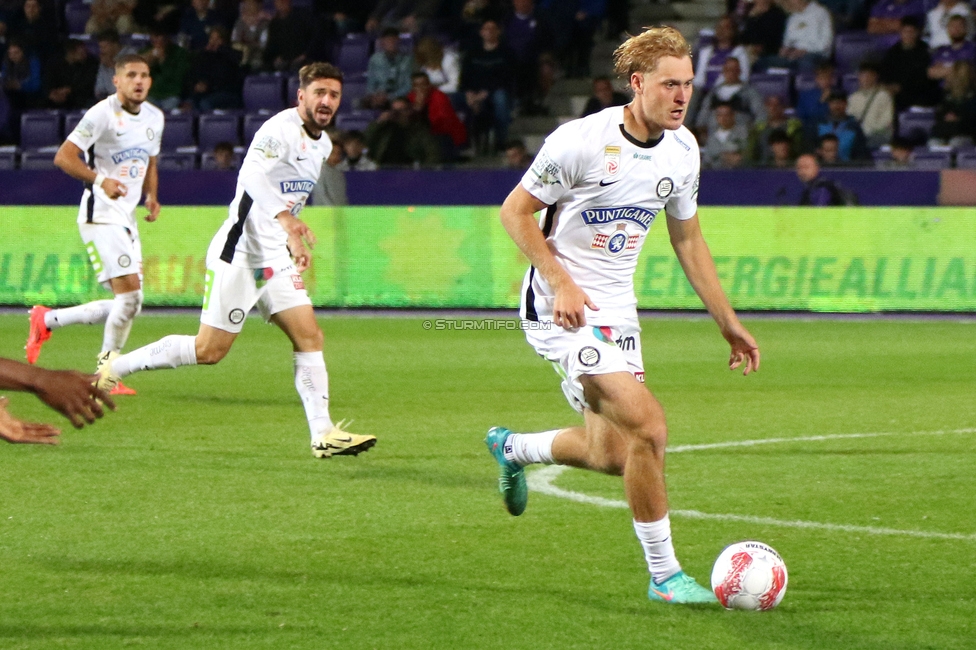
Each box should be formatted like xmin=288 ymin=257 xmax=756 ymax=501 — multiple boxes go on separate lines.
xmin=1 ymin=312 xmax=974 ymax=649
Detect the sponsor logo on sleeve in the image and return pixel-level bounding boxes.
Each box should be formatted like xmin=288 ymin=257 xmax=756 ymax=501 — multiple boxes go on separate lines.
xmin=604 ymin=145 xmax=621 ymax=175
xmin=75 ymin=119 xmax=95 ymax=139
xmin=255 ymin=135 xmax=283 ymax=159
xmin=529 ymin=150 xmax=562 ymax=186
xmin=656 ymin=177 xmax=674 ymax=199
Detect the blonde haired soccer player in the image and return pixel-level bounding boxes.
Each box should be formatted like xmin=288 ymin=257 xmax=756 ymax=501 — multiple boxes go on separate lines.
xmin=485 ymin=26 xmax=760 ymax=604
xmin=93 ymin=62 xmax=376 ymax=459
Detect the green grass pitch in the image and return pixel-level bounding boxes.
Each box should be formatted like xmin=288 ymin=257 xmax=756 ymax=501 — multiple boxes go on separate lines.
xmin=1 ymin=312 xmax=974 ymax=649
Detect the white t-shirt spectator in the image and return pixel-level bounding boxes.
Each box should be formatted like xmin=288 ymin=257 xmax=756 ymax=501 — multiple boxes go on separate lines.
xmin=783 ymin=0 xmax=834 ymax=57
xmin=924 ymin=1 xmax=974 ymax=49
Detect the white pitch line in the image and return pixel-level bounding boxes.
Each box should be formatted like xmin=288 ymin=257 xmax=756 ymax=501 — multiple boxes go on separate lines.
xmin=527 ymin=428 xmax=976 ymax=541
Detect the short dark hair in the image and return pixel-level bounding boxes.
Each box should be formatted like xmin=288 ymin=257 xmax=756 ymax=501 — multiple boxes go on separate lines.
xmin=768 ymin=129 xmax=791 ymax=145
xmin=818 ymin=133 xmax=840 ymax=146
xmin=97 ymin=29 xmax=120 ymax=44
xmin=505 ymin=138 xmax=527 ymax=151
xmin=344 ymin=130 xmax=365 ymax=143
xmin=115 ymin=53 xmax=150 ymax=71
xmin=299 ymin=61 xmax=343 ymax=89
xmin=858 ymin=61 xmax=880 ymax=74
xmin=214 ymin=141 xmax=235 ymax=154
xmin=411 ymin=71 xmax=430 ymax=82
xmin=380 ymin=27 xmax=400 ymax=39
xmin=901 ymin=16 xmax=921 ymax=30
xmin=947 ymin=14 xmax=967 ymax=25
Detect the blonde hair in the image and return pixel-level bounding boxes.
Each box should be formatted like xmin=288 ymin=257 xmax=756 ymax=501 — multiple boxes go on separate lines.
xmin=613 ymin=26 xmax=692 ymax=79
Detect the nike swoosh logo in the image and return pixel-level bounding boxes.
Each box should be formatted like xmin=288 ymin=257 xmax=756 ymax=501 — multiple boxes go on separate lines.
xmin=116 ymin=132 xmax=124 ymax=136
xmin=651 ymin=587 xmax=674 ymax=601
xmin=297 ymin=156 xmax=309 ymax=161
xmin=332 ymin=436 xmax=352 ymax=443
xmin=599 ymin=179 xmax=620 ymax=186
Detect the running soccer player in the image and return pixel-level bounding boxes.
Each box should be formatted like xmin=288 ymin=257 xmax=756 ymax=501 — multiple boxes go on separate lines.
xmin=28 ymin=53 xmax=163 ymax=396
xmin=485 ymin=27 xmax=760 ymax=604
xmin=94 ymin=62 xmax=376 ymax=459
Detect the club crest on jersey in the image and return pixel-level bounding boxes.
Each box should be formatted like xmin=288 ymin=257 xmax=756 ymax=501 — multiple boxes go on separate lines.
xmin=603 ymin=145 xmax=621 ymax=175
xmin=591 ymin=228 xmax=640 ymax=257
xmin=656 ymin=177 xmax=674 ymax=198
xmin=580 ymin=206 xmax=657 ymax=230
xmin=280 ymin=180 xmax=315 ymax=194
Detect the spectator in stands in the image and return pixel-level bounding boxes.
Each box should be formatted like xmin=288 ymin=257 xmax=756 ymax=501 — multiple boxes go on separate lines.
xmin=927 ymin=15 xmax=975 ymax=82
xmin=211 ymin=141 xmax=237 ymax=170
xmin=8 ymin=0 xmax=55 ymax=64
xmin=797 ymin=152 xmax=853 ymax=204
xmin=186 ymin=26 xmax=242 ymax=111
xmin=44 ymin=40 xmax=98 ymax=111
xmin=703 ymin=102 xmax=750 ymax=168
xmin=817 ymin=132 xmax=842 ymax=165
xmin=365 ymin=0 xmax=440 ymax=35
xmin=415 ymin=36 xmax=460 ymax=95
xmin=818 ymin=0 xmax=866 ymax=32
xmin=365 ymin=96 xmax=442 ymax=166
xmin=868 ymin=0 xmax=925 ymax=35
xmin=717 ymin=140 xmax=746 ymax=169
xmin=86 ymin=0 xmax=137 ymax=36
xmin=504 ymin=0 xmax=549 ymax=115
xmin=929 ymin=60 xmax=976 ymax=147
xmin=316 ymin=0 xmax=371 ymax=37
xmin=889 ymin=137 xmax=914 ymax=165
xmin=693 ymin=57 xmax=764 ymax=132
xmin=94 ymin=30 xmax=133 ymax=101
xmin=796 ymin=61 xmax=836 ymax=131
xmin=312 ymin=131 xmax=349 ymax=205
xmin=336 ymin=130 xmax=378 ymax=171
xmin=580 ymin=76 xmax=628 ymax=118
xmin=364 ymin=27 xmax=413 ymax=110
xmin=695 ymin=15 xmax=750 ymax=92
xmin=766 ymin=129 xmax=795 ymax=167
xmin=816 ymin=91 xmax=871 ymax=162
xmin=747 ymin=94 xmax=804 ymax=164
xmin=408 ymin=71 xmax=467 ymax=160
xmin=565 ymin=0 xmax=606 ymax=78
xmin=777 ymin=0 xmax=833 ymax=72
xmin=503 ymin=138 xmax=532 ymax=169
xmin=131 ymin=0 xmax=182 ymax=35
xmin=263 ymin=0 xmax=314 ymax=72
xmin=144 ymin=26 xmax=191 ymax=111
xmin=924 ymin=0 xmax=973 ymax=50
xmin=848 ymin=61 xmax=894 ymax=148
xmin=882 ymin=16 xmax=940 ymax=110
xmin=740 ymin=0 xmax=788 ymax=69
xmin=461 ymin=18 xmax=515 ymax=154
xmin=179 ymin=0 xmax=221 ymax=51
xmin=231 ymin=0 xmax=270 ymax=71
xmin=1 ymin=38 xmax=40 ymax=112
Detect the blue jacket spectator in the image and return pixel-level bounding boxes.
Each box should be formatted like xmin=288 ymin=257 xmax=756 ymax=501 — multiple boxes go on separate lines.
xmin=816 ymin=91 xmax=870 ymax=161
xmin=1 ymin=39 xmax=41 ymax=110
xmin=797 ymin=62 xmax=836 ymax=131
xmin=364 ymin=27 xmax=413 ymax=109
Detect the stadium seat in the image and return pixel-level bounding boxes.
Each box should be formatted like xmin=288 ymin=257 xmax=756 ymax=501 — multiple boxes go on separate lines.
xmin=748 ymin=72 xmax=791 ymax=103
xmin=898 ymin=108 xmax=936 ymax=141
xmin=20 ymin=150 xmax=58 ymax=170
xmin=197 ymin=113 xmax=240 ymax=150
xmin=834 ymin=33 xmax=883 ymax=73
xmin=339 ymin=73 xmax=368 ymax=111
xmin=161 ymin=112 xmax=195 ymax=150
xmin=244 ymin=112 xmax=272 ymax=147
xmin=243 ymin=74 xmax=285 ymax=112
xmin=20 ymin=111 xmax=62 ymax=149
xmin=64 ymin=2 xmax=90 ymax=34
xmin=64 ymin=110 xmax=86 ymax=137
xmin=156 ymin=152 xmax=197 ymax=170
xmin=910 ymin=150 xmax=952 ymax=170
xmin=872 ymin=149 xmax=892 ymax=167
xmin=200 ymin=150 xmax=242 ymax=170
xmin=286 ymin=76 xmax=300 ymax=106
xmin=338 ymin=34 xmax=371 ymax=75
xmin=955 ymin=150 xmax=976 ymax=168
xmin=335 ymin=111 xmax=376 ymax=132
xmin=0 ymin=149 xmax=15 ymax=170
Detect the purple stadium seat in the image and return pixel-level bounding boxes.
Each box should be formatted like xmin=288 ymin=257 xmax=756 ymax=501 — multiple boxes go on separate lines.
xmin=65 ymin=2 xmax=90 ymax=34
xmin=243 ymin=74 xmax=285 ymax=112
xmin=335 ymin=111 xmax=376 ymax=132
xmin=161 ymin=112 xmax=195 ymax=150
xmin=197 ymin=113 xmax=240 ymax=150
xmin=156 ymin=152 xmax=197 ymax=170
xmin=898 ymin=108 xmax=936 ymax=140
xmin=338 ymin=34 xmax=371 ymax=75
xmin=0 ymin=150 xmax=15 ymax=170
xmin=834 ymin=33 xmax=883 ymax=73
xmin=286 ymin=76 xmax=300 ymax=106
xmin=748 ymin=72 xmax=791 ymax=103
xmin=872 ymin=149 xmax=892 ymax=167
xmin=841 ymin=73 xmax=859 ymax=96
xmin=910 ymin=150 xmax=952 ymax=170
xmin=20 ymin=111 xmax=62 ymax=149
xmin=20 ymin=150 xmax=58 ymax=170
xmin=201 ymin=150 xmax=242 ymax=170
xmin=64 ymin=110 xmax=87 ymax=137
xmin=244 ymin=112 xmax=272 ymax=146
xmin=956 ymin=151 xmax=976 ymax=168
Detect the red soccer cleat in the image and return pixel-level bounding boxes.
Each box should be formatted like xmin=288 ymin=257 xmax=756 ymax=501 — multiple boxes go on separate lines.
xmin=109 ymin=381 xmax=137 ymax=396
xmin=25 ymin=305 xmax=52 ymax=364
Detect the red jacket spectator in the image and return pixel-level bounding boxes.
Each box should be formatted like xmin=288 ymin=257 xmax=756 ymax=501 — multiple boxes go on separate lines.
xmin=408 ymin=72 xmax=467 ymax=147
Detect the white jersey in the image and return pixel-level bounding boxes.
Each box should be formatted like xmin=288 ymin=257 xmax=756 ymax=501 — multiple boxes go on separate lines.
xmin=519 ymin=106 xmax=700 ymax=325
xmin=209 ymin=108 xmax=331 ymax=268
xmin=67 ymin=94 xmax=164 ymax=227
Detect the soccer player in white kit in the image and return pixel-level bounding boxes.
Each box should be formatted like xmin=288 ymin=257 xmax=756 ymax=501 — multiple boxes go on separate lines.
xmin=93 ymin=62 xmax=376 ymax=459
xmin=485 ymin=27 xmax=760 ymax=604
xmin=26 ymin=54 xmax=163 ymax=396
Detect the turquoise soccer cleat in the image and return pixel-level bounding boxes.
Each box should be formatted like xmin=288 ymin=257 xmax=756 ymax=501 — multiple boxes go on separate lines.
xmin=485 ymin=426 xmax=527 ymax=516
xmin=647 ymin=571 xmax=719 ymax=605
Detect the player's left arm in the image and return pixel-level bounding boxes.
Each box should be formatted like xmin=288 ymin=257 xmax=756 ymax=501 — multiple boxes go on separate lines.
xmin=143 ymin=156 xmax=160 ymax=222
xmin=667 ymin=213 xmax=760 ymax=375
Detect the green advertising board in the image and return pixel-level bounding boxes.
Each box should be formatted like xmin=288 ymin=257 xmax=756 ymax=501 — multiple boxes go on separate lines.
xmin=1 ymin=206 xmax=974 ymax=311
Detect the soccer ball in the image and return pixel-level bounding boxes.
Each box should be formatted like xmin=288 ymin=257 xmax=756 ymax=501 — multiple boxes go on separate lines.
xmin=710 ymin=541 xmax=788 ymax=611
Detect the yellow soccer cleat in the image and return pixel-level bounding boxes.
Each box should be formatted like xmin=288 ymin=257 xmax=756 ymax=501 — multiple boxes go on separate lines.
xmin=93 ymin=351 xmax=121 ymax=394
xmin=311 ymin=421 xmax=376 ymax=458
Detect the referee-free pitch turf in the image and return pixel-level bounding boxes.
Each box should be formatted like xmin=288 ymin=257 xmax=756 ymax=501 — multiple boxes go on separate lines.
xmin=1 ymin=312 xmax=974 ymax=650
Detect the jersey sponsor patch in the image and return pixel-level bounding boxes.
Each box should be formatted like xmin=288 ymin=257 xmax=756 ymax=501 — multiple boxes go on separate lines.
xmin=656 ymin=177 xmax=674 ymax=198
xmin=255 ymin=135 xmax=283 ymax=159
xmin=578 ymin=346 xmax=600 ymax=367
xmin=604 ymin=145 xmax=621 ymax=175
xmin=580 ymin=206 xmax=657 ymax=230
xmin=634 ymin=371 xmax=645 ymax=383
xmin=529 ymin=150 xmax=562 ymax=186
xmin=75 ymin=119 xmax=95 ymax=138
xmin=280 ymin=180 xmax=315 ymax=194
xmin=111 ymin=148 xmax=150 ymax=165
xmin=291 ymin=274 xmax=305 ymax=290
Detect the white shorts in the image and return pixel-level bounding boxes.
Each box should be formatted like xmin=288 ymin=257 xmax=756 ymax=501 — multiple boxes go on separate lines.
xmin=200 ymin=258 xmax=312 ymax=333
xmin=78 ymin=223 xmax=142 ymax=288
xmin=525 ymin=320 xmax=645 ymax=414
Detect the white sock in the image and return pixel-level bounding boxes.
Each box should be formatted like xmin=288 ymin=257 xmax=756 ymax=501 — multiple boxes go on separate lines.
xmin=45 ymin=300 xmax=113 ymax=330
xmin=503 ymin=430 xmax=559 ymax=466
xmin=634 ymin=515 xmax=682 ymax=584
xmin=294 ymin=351 xmax=332 ymax=439
xmin=113 ymin=335 xmax=197 ymax=378
xmin=101 ymin=290 xmax=142 ymax=354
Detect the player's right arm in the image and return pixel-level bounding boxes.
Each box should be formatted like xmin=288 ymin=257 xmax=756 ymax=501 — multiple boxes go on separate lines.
xmin=54 ymin=107 xmax=127 ymax=199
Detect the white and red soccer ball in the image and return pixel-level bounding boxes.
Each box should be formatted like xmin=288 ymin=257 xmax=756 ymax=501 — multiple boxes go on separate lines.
xmin=711 ymin=541 xmax=788 ymax=611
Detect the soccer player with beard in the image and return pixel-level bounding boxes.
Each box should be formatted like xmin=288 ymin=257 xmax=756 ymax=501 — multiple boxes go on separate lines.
xmin=485 ymin=27 xmax=760 ymax=604
xmin=95 ymin=62 xmax=376 ymax=459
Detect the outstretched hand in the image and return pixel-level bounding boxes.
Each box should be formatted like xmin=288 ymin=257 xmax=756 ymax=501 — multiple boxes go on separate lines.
xmin=0 ymin=397 xmax=61 ymax=444
xmin=723 ymin=323 xmax=760 ymax=376
xmin=31 ymin=369 xmax=115 ymax=428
